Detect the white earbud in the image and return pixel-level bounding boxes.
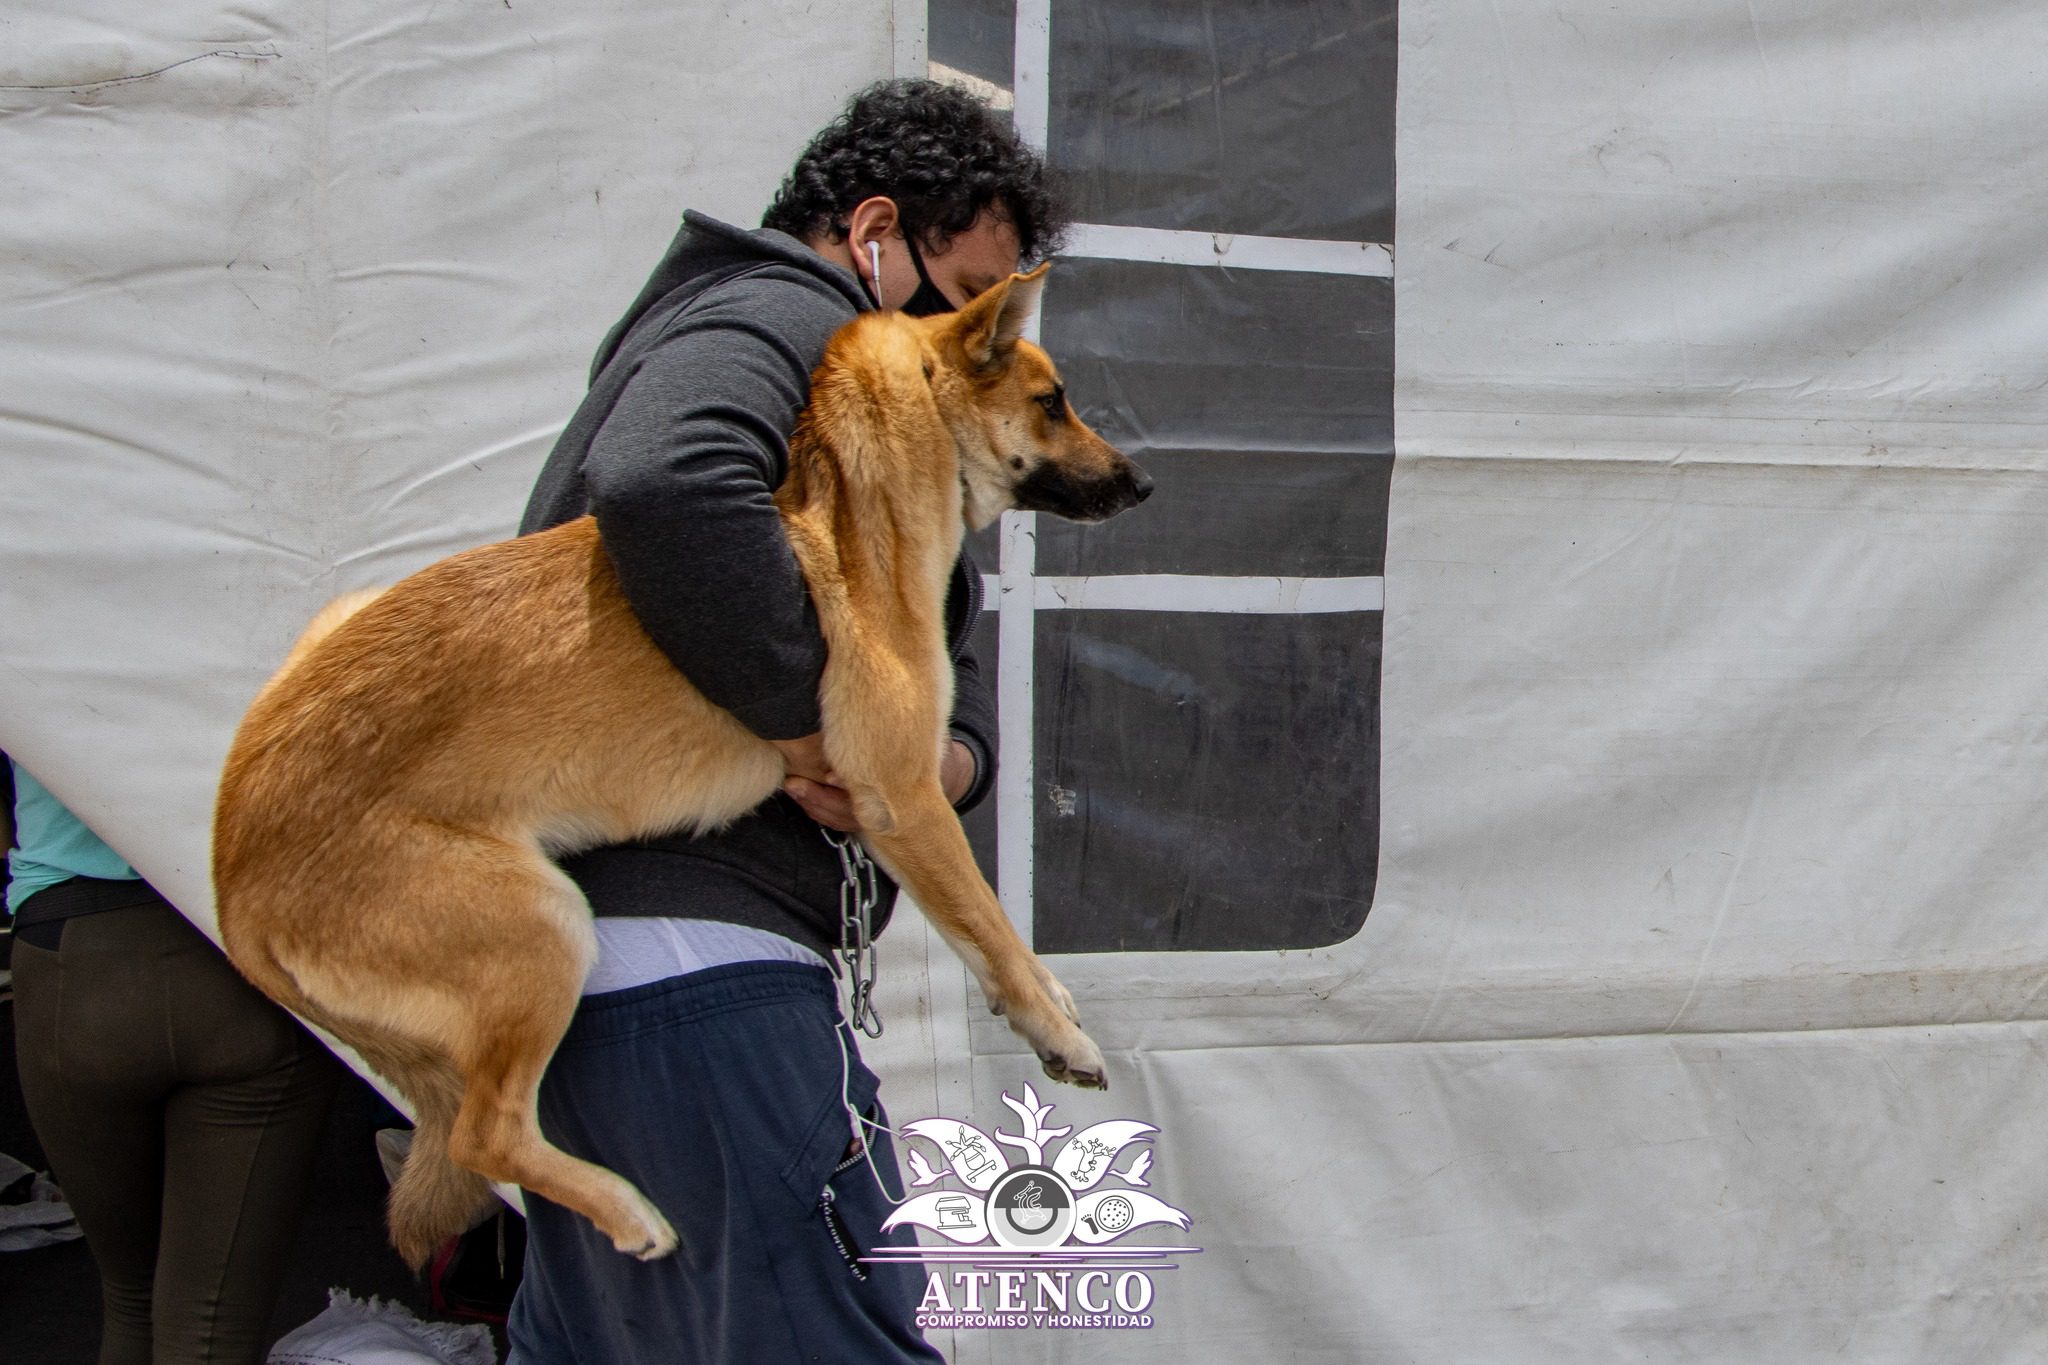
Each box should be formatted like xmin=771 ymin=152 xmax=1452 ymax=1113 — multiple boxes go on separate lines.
xmin=867 ymin=240 xmax=883 ymax=305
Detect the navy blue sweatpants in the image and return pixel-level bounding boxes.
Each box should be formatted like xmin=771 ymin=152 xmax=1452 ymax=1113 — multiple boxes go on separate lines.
xmin=506 ymin=962 xmax=943 ymax=1364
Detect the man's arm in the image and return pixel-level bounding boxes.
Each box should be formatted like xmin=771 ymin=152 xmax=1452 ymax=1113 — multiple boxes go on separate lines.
xmin=581 ymin=271 xmax=853 ymax=739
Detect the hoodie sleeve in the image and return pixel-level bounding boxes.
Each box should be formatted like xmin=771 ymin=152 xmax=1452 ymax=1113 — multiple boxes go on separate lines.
xmin=581 ymin=269 xmax=854 ymax=739
xmin=948 ymin=644 xmax=998 ymax=814
xmin=943 ymin=555 xmax=998 ymax=814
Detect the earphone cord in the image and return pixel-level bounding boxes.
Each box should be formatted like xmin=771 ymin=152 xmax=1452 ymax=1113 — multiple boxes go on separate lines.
xmin=832 ymin=1011 xmax=911 ymax=1206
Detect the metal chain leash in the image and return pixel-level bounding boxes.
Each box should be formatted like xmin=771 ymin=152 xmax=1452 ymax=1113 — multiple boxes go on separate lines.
xmin=822 ymin=827 xmax=884 ymax=1037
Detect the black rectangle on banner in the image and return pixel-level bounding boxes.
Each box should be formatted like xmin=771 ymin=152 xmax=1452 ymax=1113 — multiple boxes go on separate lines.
xmin=1037 ymin=259 xmax=1393 ymax=578
xmin=1031 ymin=609 xmax=1381 ymax=953
xmin=1049 ymin=0 xmax=1397 ymax=243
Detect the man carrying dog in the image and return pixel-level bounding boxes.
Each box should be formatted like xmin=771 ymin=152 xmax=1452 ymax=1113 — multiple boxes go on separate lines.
xmin=508 ymin=80 xmax=1068 ymax=1363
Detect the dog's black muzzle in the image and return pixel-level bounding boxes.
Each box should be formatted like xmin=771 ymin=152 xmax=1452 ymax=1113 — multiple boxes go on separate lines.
xmin=1014 ymin=459 xmax=1154 ymax=523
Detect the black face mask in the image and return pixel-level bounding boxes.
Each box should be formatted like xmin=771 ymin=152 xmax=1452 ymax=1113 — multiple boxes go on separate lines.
xmin=899 ymin=233 xmax=957 ymax=317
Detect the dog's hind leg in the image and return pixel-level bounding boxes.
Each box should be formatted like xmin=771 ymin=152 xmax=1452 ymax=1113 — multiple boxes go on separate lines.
xmin=444 ymin=994 xmax=678 ymax=1260
xmin=433 ymin=850 xmax=678 ymax=1261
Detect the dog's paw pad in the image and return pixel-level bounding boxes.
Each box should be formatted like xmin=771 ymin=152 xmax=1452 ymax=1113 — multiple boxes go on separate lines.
xmin=1038 ymin=1034 xmax=1108 ymax=1091
xmin=1041 ymin=1056 xmax=1107 ymax=1090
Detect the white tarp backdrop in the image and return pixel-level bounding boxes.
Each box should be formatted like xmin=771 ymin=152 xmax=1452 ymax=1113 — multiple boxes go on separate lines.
xmin=0 ymin=0 xmax=900 ymax=919
xmin=7 ymin=2 xmax=2048 ymax=1362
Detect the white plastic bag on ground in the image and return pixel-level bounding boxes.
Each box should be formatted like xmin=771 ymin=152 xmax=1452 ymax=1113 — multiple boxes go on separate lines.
xmin=267 ymin=1290 xmax=495 ymax=1365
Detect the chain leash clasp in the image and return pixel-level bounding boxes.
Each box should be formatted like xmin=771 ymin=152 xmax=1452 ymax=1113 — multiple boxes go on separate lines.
xmin=822 ymin=827 xmax=884 ymax=1038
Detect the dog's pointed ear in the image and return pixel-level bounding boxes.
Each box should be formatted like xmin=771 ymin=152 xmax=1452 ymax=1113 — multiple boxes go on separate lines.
xmin=955 ymin=262 xmax=1051 ymax=368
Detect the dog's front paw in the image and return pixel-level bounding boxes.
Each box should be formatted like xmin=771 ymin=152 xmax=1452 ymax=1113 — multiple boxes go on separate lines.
xmin=1037 ymin=1031 xmax=1108 ymax=1091
xmin=612 ymin=1194 xmax=678 ymax=1261
xmin=990 ymin=959 xmax=1108 ymax=1088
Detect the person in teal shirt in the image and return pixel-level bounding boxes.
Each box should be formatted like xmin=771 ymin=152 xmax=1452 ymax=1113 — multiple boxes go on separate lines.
xmin=8 ymin=758 xmax=340 ymax=1365
xmin=7 ymin=761 xmax=144 ymax=912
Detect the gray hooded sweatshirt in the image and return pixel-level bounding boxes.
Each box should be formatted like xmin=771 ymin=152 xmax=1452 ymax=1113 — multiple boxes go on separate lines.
xmin=520 ymin=212 xmax=995 ymax=956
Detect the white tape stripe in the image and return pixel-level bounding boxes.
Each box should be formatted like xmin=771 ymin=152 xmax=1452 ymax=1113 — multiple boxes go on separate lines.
xmin=1003 ymin=0 xmax=1046 ymax=937
xmin=1013 ymin=0 xmax=1051 ymax=152
xmin=995 ymin=512 xmax=1038 ymax=935
xmin=927 ymin=61 xmax=1013 ymax=110
xmin=892 ymin=0 xmax=927 ymax=79
xmin=978 ymin=574 xmax=1385 ymax=614
xmin=1064 ymin=223 xmax=1394 ymax=278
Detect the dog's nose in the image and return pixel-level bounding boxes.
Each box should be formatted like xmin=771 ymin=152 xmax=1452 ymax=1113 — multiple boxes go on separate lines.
xmin=1130 ymin=468 xmax=1155 ymax=503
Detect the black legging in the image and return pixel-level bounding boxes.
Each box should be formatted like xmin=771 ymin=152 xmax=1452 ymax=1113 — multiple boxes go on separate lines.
xmin=12 ymin=893 xmax=339 ymax=1365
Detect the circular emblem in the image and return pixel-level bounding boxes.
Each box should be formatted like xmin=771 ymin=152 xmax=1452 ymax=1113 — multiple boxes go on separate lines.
xmin=1090 ymin=1193 xmax=1136 ymax=1236
xmin=986 ymin=1165 xmax=1075 ymax=1249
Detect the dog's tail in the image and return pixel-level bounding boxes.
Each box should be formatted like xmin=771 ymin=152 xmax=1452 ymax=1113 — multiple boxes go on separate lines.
xmin=231 ymin=945 xmax=493 ymax=1270
xmin=382 ymin=1051 xmax=496 ymax=1272
xmin=352 ymin=1030 xmax=496 ymax=1271
xmin=279 ymin=587 xmax=387 ymax=676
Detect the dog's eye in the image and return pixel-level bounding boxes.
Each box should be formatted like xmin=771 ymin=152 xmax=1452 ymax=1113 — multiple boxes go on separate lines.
xmin=1037 ymin=388 xmax=1066 ymax=421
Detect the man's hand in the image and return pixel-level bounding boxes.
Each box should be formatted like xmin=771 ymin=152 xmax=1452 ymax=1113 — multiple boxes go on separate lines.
xmin=769 ymin=732 xmax=837 ymax=787
xmin=773 ymin=733 xmax=978 ymax=833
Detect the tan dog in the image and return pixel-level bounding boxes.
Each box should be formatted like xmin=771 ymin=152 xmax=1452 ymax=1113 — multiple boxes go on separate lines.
xmin=212 ymin=265 xmax=1151 ymax=1267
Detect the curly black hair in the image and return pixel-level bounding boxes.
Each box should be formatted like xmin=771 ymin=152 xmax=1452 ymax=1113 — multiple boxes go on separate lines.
xmin=763 ymin=79 xmax=1069 ymax=263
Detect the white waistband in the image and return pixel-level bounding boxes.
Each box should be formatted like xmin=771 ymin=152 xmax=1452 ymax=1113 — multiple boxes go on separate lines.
xmin=582 ymin=917 xmax=829 ymax=997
